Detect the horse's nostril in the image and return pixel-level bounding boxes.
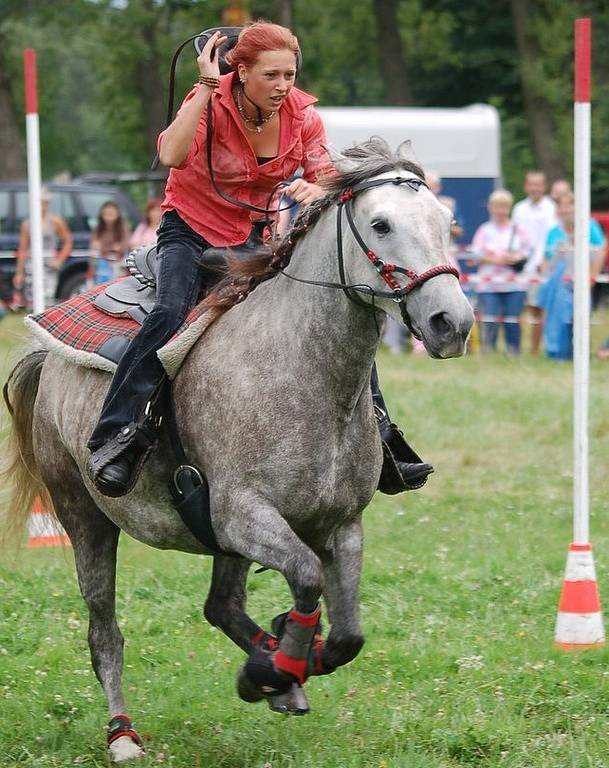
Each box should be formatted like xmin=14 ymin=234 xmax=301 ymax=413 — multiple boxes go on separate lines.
xmin=429 ymin=311 xmax=454 ymax=337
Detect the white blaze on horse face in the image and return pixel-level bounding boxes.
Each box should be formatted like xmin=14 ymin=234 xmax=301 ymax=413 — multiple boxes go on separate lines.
xmin=356 ymin=172 xmax=474 ymax=358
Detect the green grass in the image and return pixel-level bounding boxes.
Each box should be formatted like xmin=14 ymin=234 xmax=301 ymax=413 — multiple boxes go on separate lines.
xmin=2 ymin=310 xmax=609 ymax=767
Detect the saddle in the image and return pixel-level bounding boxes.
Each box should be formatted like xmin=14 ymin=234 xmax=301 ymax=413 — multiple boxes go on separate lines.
xmin=93 ymin=221 xmax=269 ymax=326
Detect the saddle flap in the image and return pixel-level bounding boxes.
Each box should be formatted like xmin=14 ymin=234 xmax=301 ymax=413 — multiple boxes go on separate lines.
xmin=94 ymin=277 xmax=156 ymax=325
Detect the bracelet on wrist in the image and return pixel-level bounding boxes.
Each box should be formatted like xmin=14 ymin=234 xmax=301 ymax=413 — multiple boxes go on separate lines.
xmin=196 ymin=75 xmax=220 ymax=89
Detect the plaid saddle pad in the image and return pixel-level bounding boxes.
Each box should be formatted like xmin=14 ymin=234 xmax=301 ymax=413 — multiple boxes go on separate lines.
xmin=25 ymin=280 xmax=214 ymax=379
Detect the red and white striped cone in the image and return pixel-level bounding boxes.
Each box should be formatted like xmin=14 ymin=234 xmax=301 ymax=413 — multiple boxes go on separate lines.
xmin=27 ymin=497 xmax=70 ymax=548
xmin=555 ymin=543 xmax=604 ymax=649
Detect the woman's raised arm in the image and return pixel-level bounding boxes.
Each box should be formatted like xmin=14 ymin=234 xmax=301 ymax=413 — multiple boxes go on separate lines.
xmin=159 ymin=31 xmax=226 ymax=168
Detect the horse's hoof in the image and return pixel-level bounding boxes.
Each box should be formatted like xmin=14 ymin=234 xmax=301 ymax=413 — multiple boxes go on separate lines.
xmin=237 ymin=664 xmax=265 ymax=703
xmin=108 ymin=735 xmax=146 ymax=763
xmin=268 ymin=683 xmax=310 ymax=715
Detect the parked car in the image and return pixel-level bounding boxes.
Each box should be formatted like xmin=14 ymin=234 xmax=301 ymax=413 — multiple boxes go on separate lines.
xmin=0 ymin=181 xmax=142 ymax=303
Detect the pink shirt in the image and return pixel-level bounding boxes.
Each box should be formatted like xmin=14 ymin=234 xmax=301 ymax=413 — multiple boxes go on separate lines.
xmin=471 ymin=220 xmax=531 ymax=293
xmin=159 ymin=72 xmax=332 ymax=247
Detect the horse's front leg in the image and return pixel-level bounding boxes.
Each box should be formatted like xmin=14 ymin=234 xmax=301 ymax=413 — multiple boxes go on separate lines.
xmin=317 ymin=517 xmax=365 ymax=674
xmin=216 ymin=493 xmax=323 ymax=712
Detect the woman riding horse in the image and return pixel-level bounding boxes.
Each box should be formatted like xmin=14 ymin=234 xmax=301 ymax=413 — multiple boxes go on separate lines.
xmin=86 ymin=21 xmax=432 ymax=497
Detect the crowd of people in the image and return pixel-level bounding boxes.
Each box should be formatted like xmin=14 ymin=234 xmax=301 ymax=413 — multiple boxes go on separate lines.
xmin=4 ymin=167 xmax=608 ymax=364
xmin=4 ymin=193 xmax=163 ymax=313
xmin=384 ymin=169 xmax=609 ymax=361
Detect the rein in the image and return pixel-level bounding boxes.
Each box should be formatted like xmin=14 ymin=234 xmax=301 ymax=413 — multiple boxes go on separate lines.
xmin=281 ymin=175 xmax=460 ymax=336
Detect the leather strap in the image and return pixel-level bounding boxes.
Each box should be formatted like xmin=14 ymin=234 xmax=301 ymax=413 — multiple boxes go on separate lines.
xmin=163 ymin=383 xmax=236 ymax=556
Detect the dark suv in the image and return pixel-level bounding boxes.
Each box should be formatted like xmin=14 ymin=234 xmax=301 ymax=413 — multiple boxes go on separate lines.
xmin=0 ymin=181 xmax=143 ymax=302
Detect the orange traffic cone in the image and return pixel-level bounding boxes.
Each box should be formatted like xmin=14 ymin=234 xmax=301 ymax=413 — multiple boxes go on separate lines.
xmin=555 ymin=543 xmax=604 ymax=649
xmin=27 ymin=497 xmax=70 ymax=548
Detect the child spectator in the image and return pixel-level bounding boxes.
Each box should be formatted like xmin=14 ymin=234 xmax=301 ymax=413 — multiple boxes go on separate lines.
xmin=89 ymin=201 xmax=130 ymax=285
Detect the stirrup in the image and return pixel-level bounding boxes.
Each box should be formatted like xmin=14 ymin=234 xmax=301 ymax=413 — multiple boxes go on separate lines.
xmin=375 ymin=406 xmax=432 ymax=494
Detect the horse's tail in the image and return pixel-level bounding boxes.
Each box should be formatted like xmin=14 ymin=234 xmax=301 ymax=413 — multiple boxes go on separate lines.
xmin=1 ymin=349 xmax=51 ymax=546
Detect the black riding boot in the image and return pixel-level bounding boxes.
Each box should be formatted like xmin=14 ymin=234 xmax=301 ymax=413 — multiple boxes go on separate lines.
xmin=86 ymin=210 xmax=208 ymax=498
xmin=371 ymin=364 xmax=434 ymax=493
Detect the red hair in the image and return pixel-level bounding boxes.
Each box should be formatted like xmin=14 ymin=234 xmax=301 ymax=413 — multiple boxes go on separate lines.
xmin=226 ymin=21 xmax=299 ymax=70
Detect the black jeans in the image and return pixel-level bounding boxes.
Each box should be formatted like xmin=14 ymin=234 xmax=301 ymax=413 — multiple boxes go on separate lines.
xmin=87 ymin=210 xmax=210 ymax=450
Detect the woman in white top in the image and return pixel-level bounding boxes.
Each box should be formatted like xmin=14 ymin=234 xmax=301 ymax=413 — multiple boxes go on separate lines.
xmin=471 ymin=189 xmax=531 ymax=354
xmin=13 ymin=188 xmax=73 ymax=308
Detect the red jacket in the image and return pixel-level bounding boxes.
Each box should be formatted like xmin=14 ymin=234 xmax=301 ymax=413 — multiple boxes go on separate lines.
xmin=159 ymin=72 xmax=332 ymax=246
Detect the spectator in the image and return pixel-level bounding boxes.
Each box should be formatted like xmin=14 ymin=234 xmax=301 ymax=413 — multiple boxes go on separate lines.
xmin=550 ymin=179 xmax=572 ymax=205
xmin=89 ymin=201 xmax=131 ymax=285
xmin=512 ymin=170 xmax=557 ymax=355
xmin=471 ymin=189 xmax=531 ymax=354
xmin=129 ymin=197 xmax=163 ymax=249
xmin=13 ymin=187 xmax=73 ymax=309
xmin=538 ymin=191 xmax=605 ymax=360
xmin=597 ymin=340 xmax=609 ymax=360
xmin=425 ymin=170 xmax=464 ymax=241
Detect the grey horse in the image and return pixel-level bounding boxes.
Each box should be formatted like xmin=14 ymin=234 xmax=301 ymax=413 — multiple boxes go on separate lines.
xmin=2 ymin=139 xmax=474 ymax=762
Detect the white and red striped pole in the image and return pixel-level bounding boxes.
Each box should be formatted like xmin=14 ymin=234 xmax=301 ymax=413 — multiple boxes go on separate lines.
xmin=555 ymin=18 xmax=604 ymax=649
xmin=23 ymin=48 xmax=45 ymax=314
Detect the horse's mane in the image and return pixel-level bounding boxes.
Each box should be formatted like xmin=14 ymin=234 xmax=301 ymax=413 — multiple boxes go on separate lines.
xmin=199 ymin=137 xmax=424 ymax=321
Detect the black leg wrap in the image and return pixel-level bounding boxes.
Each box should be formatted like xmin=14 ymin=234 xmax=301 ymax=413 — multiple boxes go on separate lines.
xmin=242 ymin=648 xmax=292 ymax=696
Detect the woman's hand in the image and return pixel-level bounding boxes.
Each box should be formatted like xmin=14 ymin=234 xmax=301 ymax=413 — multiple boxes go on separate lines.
xmin=197 ymin=31 xmax=227 ymax=80
xmin=502 ymin=251 xmax=524 ymax=266
xmin=284 ymin=179 xmax=325 ymax=206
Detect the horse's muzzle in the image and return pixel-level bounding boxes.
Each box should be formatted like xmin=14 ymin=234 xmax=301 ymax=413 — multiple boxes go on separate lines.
xmin=425 ymin=308 xmax=474 ymax=359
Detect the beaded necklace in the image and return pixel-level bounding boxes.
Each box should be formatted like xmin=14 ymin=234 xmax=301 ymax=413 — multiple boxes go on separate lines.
xmin=235 ymin=87 xmax=276 ymax=133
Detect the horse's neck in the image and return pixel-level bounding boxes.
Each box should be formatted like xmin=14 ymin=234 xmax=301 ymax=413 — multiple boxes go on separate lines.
xmin=268 ymin=208 xmax=382 ymax=407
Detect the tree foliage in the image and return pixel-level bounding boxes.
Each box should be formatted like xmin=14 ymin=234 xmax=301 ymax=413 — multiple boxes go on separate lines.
xmin=1 ymin=0 xmax=608 ymax=206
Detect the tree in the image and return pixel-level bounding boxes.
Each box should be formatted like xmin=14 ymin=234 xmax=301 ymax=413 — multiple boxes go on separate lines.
xmin=372 ymin=0 xmax=413 ymax=105
xmin=0 ymin=38 xmax=25 ymax=178
xmin=510 ymin=0 xmax=568 ymax=181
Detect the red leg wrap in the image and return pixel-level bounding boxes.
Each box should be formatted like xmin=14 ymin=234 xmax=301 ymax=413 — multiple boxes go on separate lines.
xmin=287 ymin=606 xmax=322 ymax=627
xmin=107 ymin=714 xmax=143 ymax=747
xmin=273 ymin=650 xmax=308 ymax=684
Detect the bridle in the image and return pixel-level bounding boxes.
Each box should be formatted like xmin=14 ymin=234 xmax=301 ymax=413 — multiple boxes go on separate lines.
xmin=281 ymin=174 xmax=460 ymax=336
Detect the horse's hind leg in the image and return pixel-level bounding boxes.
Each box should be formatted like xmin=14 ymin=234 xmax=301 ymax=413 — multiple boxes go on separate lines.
xmin=38 ymin=442 xmax=144 ymax=761
xmin=204 ymin=555 xmax=264 ymax=652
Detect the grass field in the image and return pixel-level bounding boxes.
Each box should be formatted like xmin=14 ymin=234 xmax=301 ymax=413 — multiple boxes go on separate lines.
xmin=2 ymin=309 xmax=609 ymax=768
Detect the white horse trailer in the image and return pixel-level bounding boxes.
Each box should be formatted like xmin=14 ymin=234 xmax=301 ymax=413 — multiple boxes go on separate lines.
xmin=317 ymin=104 xmax=501 ymax=243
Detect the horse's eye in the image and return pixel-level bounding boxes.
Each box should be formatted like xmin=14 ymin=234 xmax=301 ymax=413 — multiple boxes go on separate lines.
xmin=371 ymin=219 xmax=391 ymax=235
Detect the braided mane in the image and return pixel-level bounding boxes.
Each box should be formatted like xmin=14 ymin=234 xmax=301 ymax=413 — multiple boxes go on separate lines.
xmin=199 ymin=137 xmax=424 ymax=321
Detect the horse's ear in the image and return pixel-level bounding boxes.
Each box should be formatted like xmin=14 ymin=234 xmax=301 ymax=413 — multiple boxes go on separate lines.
xmin=396 ymin=140 xmax=421 ymax=166
xmin=323 ymin=144 xmax=359 ymax=174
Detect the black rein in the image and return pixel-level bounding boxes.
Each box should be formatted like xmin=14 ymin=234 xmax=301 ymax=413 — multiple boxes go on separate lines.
xmin=281 ymin=175 xmax=460 ymax=336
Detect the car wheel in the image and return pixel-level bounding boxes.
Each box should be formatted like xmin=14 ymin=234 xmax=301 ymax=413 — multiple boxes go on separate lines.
xmin=58 ymin=271 xmax=89 ymax=301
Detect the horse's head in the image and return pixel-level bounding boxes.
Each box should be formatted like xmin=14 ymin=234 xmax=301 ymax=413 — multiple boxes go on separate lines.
xmin=330 ymin=138 xmax=474 ymax=358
